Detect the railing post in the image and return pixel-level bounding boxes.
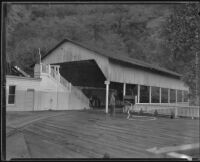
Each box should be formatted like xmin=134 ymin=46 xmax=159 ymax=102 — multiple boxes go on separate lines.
xmin=48 ymin=65 xmax=51 ymax=76
xmin=69 ymin=83 xmax=71 ymax=92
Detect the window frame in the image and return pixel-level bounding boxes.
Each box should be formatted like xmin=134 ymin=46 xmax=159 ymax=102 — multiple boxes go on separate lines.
xmin=7 ymin=85 xmax=16 ymax=105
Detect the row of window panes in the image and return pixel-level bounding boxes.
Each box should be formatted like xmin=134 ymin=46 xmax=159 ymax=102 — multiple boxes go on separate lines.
xmin=124 ymin=84 xmax=189 ymax=103
xmin=7 ymin=84 xmax=189 ymax=105
xmin=140 ymin=85 xmax=188 ymax=103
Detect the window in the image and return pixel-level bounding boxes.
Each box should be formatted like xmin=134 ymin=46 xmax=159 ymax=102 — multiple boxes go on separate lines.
xmin=161 ymin=88 xmax=168 ymax=103
xmin=126 ymin=84 xmax=137 ymax=96
xmin=170 ymin=89 xmax=176 ymax=103
xmin=183 ymin=91 xmax=189 ymax=102
xmin=177 ymin=90 xmax=182 ymax=102
xmin=151 ymin=86 xmax=159 ymax=103
xmin=8 ymin=85 xmax=16 ymax=104
xmin=140 ymin=85 xmax=149 ymax=103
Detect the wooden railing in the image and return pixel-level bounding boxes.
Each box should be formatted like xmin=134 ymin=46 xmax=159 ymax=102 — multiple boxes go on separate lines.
xmin=177 ymin=106 xmax=199 ymax=118
xmin=134 ymin=103 xmax=199 ymax=118
xmin=41 ymin=63 xmax=50 ymax=74
xmin=40 ymin=63 xmax=71 ymax=91
xmin=60 ymin=75 xmax=71 ymax=91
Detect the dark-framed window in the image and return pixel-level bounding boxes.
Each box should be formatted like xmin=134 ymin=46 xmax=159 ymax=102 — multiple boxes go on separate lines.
xmin=161 ymin=88 xmax=168 ymax=103
xmin=126 ymin=84 xmax=137 ymax=96
xmin=177 ymin=90 xmax=182 ymax=102
xmin=151 ymin=86 xmax=159 ymax=103
xmin=170 ymin=89 xmax=176 ymax=103
xmin=8 ymin=85 xmax=16 ymax=104
xmin=140 ymin=85 xmax=149 ymax=103
xmin=183 ymin=91 xmax=189 ymax=102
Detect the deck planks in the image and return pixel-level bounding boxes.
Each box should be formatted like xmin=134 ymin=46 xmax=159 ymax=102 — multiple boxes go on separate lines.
xmin=7 ymin=110 xmax=199 ymax=158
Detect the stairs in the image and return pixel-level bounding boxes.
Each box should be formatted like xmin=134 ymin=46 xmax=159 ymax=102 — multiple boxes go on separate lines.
xmin=35 ymin=63 xmax=90 ymax=110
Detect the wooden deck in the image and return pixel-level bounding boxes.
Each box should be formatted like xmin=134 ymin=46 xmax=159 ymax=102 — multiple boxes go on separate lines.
xmin=6 ymin=110 xmax=199 ymax=159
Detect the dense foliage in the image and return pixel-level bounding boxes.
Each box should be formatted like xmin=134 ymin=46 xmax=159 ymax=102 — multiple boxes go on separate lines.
xmin=6 ymin=3 xmax=200 ymax=104
xmin=162 ymin=3 xmax=200 ymax=104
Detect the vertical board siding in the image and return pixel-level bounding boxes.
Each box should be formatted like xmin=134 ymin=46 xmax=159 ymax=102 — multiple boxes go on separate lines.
xmin=109 ymin=61 xmax=188 ymax=90
xmin=42 ymin=42 xmax=109 ymax=78
xmin=42 ymin=41 xmax=188 ymax=91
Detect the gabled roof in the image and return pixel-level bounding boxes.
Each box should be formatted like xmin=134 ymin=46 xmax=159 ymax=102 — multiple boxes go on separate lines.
xmin=41 ymin=38 xmax=182 ymax=78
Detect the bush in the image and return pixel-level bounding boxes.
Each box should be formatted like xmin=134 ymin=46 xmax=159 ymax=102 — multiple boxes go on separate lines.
xmin=103 ymin=153 xmax=110 ymax=158
xmin=154 ymin=109 xmax=158 ymax=116
xmin=170 ymin=111 xmax=175 ymax=119
xmin=139 ymin=109 xmax=143 ymax=115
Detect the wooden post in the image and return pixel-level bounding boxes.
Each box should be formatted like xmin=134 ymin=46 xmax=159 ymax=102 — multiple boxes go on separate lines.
xmin=175 ymin=89 xmax=178 ymax=118
xmin=105 ymin=80 xmax=110 ymax=114
xmin=56 ymin=66 xmax=60 ymax=82
xmin=40 ymin=63 xmax=42 ymax=75
xmin=159 ymin=87 xmax=162 ymax=103
xmin=182 ymin=90 xmax=184 ymax=103
xmin=168 ymin=88 xmax=170 ymax=104
xmin=149 ymin=86 xmax=151 ymax=104
xmin=123 ymin=83 xmax=126 ymax=97
xmin=48 ymin=65 xmax=51 ymax=76
xmin=137 ymin=85 xmax=140 ymax=103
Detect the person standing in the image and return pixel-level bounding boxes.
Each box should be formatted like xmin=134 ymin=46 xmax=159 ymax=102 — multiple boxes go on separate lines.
xmin=109 ymin=91 xmax=116 ymax=116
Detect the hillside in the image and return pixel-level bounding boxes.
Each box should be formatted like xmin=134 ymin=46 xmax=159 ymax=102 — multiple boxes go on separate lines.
xmin=6 ymin=3 xmax=200 ymax=104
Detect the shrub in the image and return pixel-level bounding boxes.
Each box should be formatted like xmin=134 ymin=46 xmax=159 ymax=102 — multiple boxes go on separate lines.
xmin=139 ymin=108 xmax=143 ymax=115
xmin=103 ymin=153 xmax=110 ymax=158
xmin=154 ymin=109 xmax=158 ymax=116
xmin=170 ymin=111 xmax=175 ymax=119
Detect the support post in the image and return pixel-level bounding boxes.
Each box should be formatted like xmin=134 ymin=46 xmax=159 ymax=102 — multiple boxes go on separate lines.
xmin=175 ymin=89 xmax=178 ymax=118
xmin=182 ymin=90 xmax=184 ymax=103
xmin=123 ymin=83 xmax=126 ymax=97
xmin=105 ymin=80 xmax=110 ymax=114
xmin=48 ymin=65 xmax=51 ymax=76
xmin=137 ymin=85 xmax=140 ymax=103
xmin=168 ymin=88 xmax=170 ymax=103
xmin=149 ymin=86 xmax=151 ymax=104
xmin=159 ymin=87 xmax=162 ymax=103
xmin=175 ymin=89 xmax=178 ymax=104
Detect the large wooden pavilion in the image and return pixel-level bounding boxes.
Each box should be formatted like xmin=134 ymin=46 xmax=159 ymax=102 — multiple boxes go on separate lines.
xmin=40 ymin=38 xmax=189 ymax=113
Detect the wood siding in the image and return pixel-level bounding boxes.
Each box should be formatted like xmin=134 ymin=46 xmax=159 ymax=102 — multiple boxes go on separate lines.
xmin=42 ymin=42 xmax=109 ymax=78
xmin=42 ymin=41 xmax=189 ymax=91
xmin=6 ymin=75 xmax=89 ymax=111
xmin=109 ymin=61 xmax=188 ymax=90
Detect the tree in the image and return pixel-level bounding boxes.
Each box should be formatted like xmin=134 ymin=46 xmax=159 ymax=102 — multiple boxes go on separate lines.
xmin=161 ymin=3 xmax=200 ymax=104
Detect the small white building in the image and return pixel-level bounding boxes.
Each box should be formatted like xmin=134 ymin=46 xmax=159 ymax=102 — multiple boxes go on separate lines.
xmin=6 ymin=63 xmax=89 ymax=111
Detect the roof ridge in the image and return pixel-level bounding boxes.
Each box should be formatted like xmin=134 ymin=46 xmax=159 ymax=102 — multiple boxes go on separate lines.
xmin=40 ymin=38 xmax=181 ymax=77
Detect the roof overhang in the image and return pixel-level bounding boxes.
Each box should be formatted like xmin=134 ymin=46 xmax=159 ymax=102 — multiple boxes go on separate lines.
xmin=33 ymin=38 xmax=182 ymax=79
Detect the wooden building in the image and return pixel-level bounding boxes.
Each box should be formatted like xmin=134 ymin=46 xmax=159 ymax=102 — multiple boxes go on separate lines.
xmin=6 ymin=63 xmax=89 ymax=111
xmin=40 ymin=38 xmax=189 ymax=114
